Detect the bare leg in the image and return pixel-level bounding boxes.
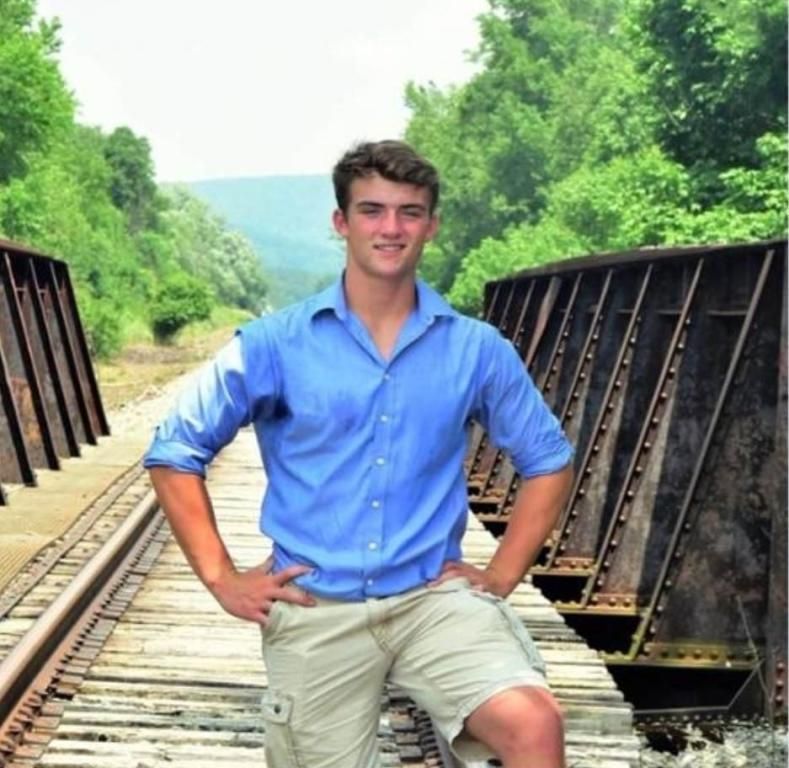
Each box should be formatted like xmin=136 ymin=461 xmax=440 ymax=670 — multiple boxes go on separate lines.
xmin=464 ymin=686 xmax=565 ymax=768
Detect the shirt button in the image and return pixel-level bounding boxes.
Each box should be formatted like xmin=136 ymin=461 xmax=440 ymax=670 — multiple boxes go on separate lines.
xmin=383 ymin=373 xmax=392 ymax=381
xmin=375 ymin=457 xmax=386 ymax=466
xmin=367 ymin=578 xmax=374 ymax=586
xmin=368 ymin=541 xmax=378 ymax=550
xmin=371 ymin=500 xmax=381 ymax=509
xmin=379 ymin=414 xmax=389 ymax=423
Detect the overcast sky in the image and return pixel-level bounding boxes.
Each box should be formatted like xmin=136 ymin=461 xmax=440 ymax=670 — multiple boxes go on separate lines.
xmin=37 ymin=1 xmax=487 ymax=182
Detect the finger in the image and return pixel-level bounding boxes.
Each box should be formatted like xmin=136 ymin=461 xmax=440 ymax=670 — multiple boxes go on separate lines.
xmin=275 ymin=585 xmax=317 ymax=606
xmin=272 ymin=563 xmax=314 ymax=584
xmin=428 ymin=570 xmax=461 ymax=587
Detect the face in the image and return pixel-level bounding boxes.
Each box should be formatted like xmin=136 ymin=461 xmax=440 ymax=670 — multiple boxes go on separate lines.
xmin=332 ymin=173 xmax=438 ymax=283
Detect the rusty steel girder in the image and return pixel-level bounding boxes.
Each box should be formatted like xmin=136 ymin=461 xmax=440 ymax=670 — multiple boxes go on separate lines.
xmin=468 ymin=240 xmax=787 ymax=718
xmin=0 ymin=240 xmax=109 ymax=504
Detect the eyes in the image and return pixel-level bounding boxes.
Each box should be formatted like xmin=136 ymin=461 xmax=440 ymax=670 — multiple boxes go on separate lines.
xmin=356 ymin=204 xmax=428 ymax=221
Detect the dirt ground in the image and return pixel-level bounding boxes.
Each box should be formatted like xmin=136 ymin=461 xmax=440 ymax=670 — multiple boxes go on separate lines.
xmin=95 ymin=325 xmax=236 ymax=412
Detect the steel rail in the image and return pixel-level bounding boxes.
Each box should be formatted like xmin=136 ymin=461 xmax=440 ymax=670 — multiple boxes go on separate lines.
xmin=0 ymin=489 xmax=161 ymax=757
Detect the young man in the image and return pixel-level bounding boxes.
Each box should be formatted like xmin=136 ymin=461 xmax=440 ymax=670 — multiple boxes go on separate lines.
xmin=144 ymin=140 xmax=574 ymax=768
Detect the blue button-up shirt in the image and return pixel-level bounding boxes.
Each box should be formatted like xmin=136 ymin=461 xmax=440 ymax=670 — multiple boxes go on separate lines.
xmin=143 ymin=278 xmax=572 ymax=600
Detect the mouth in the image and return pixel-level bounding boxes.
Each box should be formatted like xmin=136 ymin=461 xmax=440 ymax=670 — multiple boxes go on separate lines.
xmin=374 ymin=244 xmax=406 ymax=253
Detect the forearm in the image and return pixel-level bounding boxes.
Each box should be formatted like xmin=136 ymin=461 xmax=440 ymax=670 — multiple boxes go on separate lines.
xmin=487 ymin=464 xmax=574 ymax=596
xmin=148 ymin=466 xmax=236 ymax=591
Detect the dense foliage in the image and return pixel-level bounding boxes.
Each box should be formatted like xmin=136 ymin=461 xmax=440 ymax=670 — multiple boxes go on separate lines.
xmin=150 ymin=272 xmax=214 ymax=343
xmin=406 ymin=0 xmax=788 ymax=313
xmin=0 ymin=0 xmax=268 ymax=356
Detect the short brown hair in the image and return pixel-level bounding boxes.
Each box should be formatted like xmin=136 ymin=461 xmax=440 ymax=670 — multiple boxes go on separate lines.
xmin=332 ymin=140 xmax=440 ymax=214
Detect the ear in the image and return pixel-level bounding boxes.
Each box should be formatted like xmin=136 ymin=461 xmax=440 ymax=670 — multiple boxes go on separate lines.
xmin=332 ymin=208 xmax=349 ymax=238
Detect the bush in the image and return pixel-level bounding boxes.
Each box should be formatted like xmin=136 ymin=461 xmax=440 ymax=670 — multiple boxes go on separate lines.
xmin=150 ymin=272 xmax=213 ymax=343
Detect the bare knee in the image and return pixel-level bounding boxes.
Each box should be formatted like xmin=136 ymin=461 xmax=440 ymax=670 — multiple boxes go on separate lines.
xmin=466 ymin=687 xmax=565 ymax=766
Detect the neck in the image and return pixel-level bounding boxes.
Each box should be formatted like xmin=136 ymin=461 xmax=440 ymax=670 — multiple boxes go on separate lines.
xmin=343 ymin=267 xmax=417 ymax=329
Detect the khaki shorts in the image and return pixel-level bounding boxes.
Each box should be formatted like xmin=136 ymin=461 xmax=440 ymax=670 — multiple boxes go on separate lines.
xmin=259 ymin=577 xmax=549 ymax=767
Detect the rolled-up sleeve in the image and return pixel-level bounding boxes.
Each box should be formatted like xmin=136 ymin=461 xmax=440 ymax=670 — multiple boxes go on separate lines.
xmin=478 ymin=329 xmax=573 ymax=478
xmin=143 ymin=329 xmax=270 ymax=476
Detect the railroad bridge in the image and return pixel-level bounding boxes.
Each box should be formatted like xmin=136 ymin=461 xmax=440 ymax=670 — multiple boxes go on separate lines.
xmin=0 ymin=236 xmax=786 ymax=766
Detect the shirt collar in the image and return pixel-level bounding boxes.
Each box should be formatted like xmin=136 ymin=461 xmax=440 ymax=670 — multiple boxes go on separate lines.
xmin=310 ymin=274 xmax=457 ymax=324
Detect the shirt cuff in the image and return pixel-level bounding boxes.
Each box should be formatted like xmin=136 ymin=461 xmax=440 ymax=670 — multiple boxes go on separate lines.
xmin=142 ymin=437 xmax=215 ymax=477
xmin=514 ymin=439 xmax=575 ymax=479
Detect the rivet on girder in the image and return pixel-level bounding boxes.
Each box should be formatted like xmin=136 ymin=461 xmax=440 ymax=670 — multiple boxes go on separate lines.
xmin=643 ymin=441 xmax=652 ymax=451
xmin=544 ymin=385 xmax=552 ymax=392
xmin=659 ymin=392 xmax=668 ymax=401
xmin=609 ymin=597 xmax=617 ymax=606
xmin=665 ymin=579 xmax=673 ymax=589
xmin=562 ymin=332 xmax=569 ymax=339
xmin=651 ymin=416 xmax=660 ymax=426
xmin=626 ymin=490 xmax=635 ymax=499
xmin=551 ymin=365 xmax=558 ymax=373
xmin=614 ymin=380 xmax=622 ymax=389
xmin=579 ymin=372 xmax=586 ymax=381
xmin=629 ymin=337 xmax=636 ymax=345
xmin=684 ymin=318 xmax=691 ymax=326
xmin=618 ymin=514 xmax=627 ymax=523
xmin=584 ymin=467 xmax=592 ymax=476
xmin=592 ymin=445 xmax=600 ymax=454
xmin=567 ymin=410 xmax=575 ymax=418
xmin=668 ymin=367 xmax=676 ymax=377
xmin=572 ymin=392 xmax=580 ymax=400
xmin=610 ymin=539 xmax=618 ymax=548
xmin=621 ymin=360 xmax=629 ymax=368
xmin=585 ymin=353 xmax=593 ymax=361
xmin=677 ymin=343 xmax=685 ymax=351
xmin=606 ymin=403 xmax=614 ymax=412
xmin=683 ymin=522 xmax=692 ymax=532
xmin=569 ymin=508 xmax=578 ymax=517
xmin=603 ymin=560 xmax=611 ymax=568
xmin=578 ymin=489 xmax=586 ymax=497
xmin=558 ymin=544 xmax=566 ymax=552
xmin=600 ymin=424 xmax=608 ymax=433
xmin=596 ymin=578 xmax=605 ymax=587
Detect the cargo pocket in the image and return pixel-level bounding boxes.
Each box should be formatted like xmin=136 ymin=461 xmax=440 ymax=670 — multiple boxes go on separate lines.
xmin=261 ymin=689 xmax=301 ymax=767
xmin=471 ymin=590 xmax=547 ymax=677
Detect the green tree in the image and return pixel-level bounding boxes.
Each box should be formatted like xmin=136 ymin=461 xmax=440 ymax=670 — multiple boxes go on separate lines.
xmin=629 ymin=0 xmax=787 ymax=177
xmin=150 ymin=272 xmax=214 ymax=342
xmin=160 ymin=186 xmax=268 ymax=312
xmin=103 ymin=126 xmax=160 ymax=233
xmin=0 ymin=0 xmax=73 ymax=182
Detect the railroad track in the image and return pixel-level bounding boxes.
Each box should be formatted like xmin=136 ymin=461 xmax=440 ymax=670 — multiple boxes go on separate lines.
xmin=0 ymin=430 xmax=640 ymax=767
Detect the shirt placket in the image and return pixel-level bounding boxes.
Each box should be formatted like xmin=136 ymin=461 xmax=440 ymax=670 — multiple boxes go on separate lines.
xmin=362 ymin=364 xmax=396 ymax=594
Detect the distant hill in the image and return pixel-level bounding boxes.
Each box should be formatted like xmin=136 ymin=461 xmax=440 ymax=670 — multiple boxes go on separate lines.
xmin=188 ymin=175 xmax=344 ymax=307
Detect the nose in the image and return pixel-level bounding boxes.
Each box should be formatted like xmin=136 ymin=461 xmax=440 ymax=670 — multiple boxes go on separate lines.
xmin=380 ymin=209 xmax=402 ymax=237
